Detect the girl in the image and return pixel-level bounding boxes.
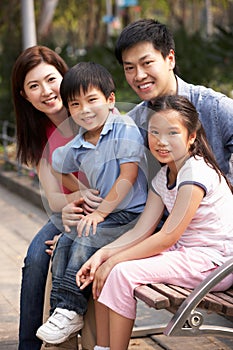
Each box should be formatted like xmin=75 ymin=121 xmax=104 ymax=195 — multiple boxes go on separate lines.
xmin=12 ymin=46 xmax=100 ymax=350
xmin=77 ymin=95 xmax=233 ymax=350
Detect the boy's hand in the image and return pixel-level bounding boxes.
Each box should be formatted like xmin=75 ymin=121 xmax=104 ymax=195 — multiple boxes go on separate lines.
xmin=77 ymin=211 xmax=105 ymax=236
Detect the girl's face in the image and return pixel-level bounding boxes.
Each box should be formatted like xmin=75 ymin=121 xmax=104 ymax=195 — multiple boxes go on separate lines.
xmin=23 ymin=62 xmax=64 ymax=118
xmin=148 ymin=109 xmax=196 ymax=168
xmin=67 ymin=86 xmax=115 ymax=131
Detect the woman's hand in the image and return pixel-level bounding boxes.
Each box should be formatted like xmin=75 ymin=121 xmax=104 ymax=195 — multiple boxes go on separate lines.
xmin=45 ymin=234 xmax=61 ymax=256
xmin=81 ymin=189 xmax=103 ymax=214
xmin=62 ymin=199 xmax=84 ymax=232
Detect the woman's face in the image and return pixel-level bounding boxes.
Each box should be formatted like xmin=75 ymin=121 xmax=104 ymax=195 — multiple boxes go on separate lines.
xmin=23 ymin=62 xmax=64 ymax=118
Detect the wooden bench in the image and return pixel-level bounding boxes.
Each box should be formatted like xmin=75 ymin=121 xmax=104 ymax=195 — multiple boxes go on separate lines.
xmin=132 ymin=257 xmax=233 ymax=338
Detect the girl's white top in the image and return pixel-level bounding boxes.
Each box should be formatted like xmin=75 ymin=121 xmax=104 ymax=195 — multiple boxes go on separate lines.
xmin=152 ymin=156 xmax=233 ymax=265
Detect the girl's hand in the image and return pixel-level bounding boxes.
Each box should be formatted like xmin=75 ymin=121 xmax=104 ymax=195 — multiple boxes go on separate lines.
xmin=81 ymin=189 xmax=103 ymax=214
xmin=76 ymin=249 xmax=108 ymax=289
xmin=92 ymin=259 xmax=114 ymax=299
xmin=62 ymin=199 xmax=84 ymax=232
xmin=45 ymin=234 xmax=61 ymax=256
xmin=77 ymin=211 xmax=104 ymax=236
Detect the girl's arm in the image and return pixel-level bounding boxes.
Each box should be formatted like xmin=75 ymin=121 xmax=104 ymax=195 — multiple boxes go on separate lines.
xmin=76 ymin=162 xmax=139 ymax=236
xmin=92 ymin=184 xmax=204 ymax=298
xmin=77 ymin=188 xmax=165 ymax=287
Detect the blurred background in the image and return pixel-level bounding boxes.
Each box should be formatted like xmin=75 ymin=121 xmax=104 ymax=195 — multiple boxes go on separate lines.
xmin=0 ymin=0 xmax=233 ymax=124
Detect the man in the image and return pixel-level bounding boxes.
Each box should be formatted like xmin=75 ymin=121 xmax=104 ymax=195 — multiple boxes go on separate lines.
xmin=115 ymin=18 xmax=233 ymax=183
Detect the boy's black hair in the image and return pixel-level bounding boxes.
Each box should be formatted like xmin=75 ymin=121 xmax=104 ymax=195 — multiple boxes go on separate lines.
xmin=60 ymin=61 xmax=115 ymax=108
xmin=115 ymin=19 xmax=177 ymax=73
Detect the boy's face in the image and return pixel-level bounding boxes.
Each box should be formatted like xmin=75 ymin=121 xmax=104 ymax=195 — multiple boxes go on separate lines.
xmin=68 ymin=87 xmax=115 ymax=131
xmin=122 ymin=42 xmax=176 ymax=103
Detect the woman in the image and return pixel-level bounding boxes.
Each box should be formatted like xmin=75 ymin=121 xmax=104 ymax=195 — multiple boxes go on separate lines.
xmin=12 ymin=46 xmax=100 ymax=350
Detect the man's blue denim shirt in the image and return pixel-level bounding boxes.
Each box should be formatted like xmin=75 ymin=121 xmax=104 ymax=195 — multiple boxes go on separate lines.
xmin=128 ymin=76 xmax=233 ymax=183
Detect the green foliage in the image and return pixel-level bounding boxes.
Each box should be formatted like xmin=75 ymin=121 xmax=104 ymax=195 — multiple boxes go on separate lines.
xmin=174 ymin=25 xmax=233 ymax=95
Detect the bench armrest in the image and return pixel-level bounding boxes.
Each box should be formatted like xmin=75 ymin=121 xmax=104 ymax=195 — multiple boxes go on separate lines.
xmin=164 ymin=257 xmax=233 ymax=337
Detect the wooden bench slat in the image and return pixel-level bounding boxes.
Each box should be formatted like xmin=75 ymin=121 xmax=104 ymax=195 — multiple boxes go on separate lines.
xmin=168 ymin=285 xmax=223 ymax=313
xmin=225 ymin=288 xmax=233 ymax=297
xmin=150 ymin=283 xmax=185 ymax=306
xmin=134 ymin=285 xmax=170 ymax=309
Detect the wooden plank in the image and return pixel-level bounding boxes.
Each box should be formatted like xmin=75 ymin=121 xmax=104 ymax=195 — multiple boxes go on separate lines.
xmin=203 ymin=292 xmax=233 ymax=316
xmin=150 ymin=284 xmax=185 ymax=306
xmin=169 ymin=286 xmax=223 ymax=313
xmin=225 ymin=288 xmax=233 ymax=297
xmin=134 ymin=285 xmax=170 ymax=309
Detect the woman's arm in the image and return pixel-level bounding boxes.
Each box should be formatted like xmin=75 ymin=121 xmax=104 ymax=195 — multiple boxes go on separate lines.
xmin=37 ymin=158 xmax=101 ymax=212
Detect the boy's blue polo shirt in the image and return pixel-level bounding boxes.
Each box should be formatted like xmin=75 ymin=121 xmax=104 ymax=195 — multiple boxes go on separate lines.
xmin=52 ymin=111 xmax=148 ymax=213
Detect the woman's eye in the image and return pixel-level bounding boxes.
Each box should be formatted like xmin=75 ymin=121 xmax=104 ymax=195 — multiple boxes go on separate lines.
xmin=29 ymin=84 xmax=38 ymax=89
xmin=48 ymin=76 xmax=56 ymax=82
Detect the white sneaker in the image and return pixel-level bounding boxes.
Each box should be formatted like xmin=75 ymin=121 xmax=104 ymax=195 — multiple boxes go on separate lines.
xmin=36 ymin=307 xmax=84 ymax=344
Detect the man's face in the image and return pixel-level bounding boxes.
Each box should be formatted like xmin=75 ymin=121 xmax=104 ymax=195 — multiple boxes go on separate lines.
xmin=122 ymin=42 xmax=176 ymax=103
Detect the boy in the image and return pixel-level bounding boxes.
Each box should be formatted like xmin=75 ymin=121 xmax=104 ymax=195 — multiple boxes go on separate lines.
xmin=115 ymin=18 xmax=233 ymax=183
xmin=36 ymin=62 xmax=148 ymax=344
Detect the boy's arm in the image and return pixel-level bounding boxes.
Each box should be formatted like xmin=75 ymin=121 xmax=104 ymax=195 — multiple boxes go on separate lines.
xmin=77 ymin=162 xmax=138 ymax=236
xmin=97 ymin=162 xmax=138 ymax=217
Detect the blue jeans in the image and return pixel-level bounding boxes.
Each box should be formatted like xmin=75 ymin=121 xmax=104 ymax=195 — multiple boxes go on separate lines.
xmin=18 ymin=215 xmax=63 ymax=350
xmin=50 ymin=211 xmax=139 ymax=315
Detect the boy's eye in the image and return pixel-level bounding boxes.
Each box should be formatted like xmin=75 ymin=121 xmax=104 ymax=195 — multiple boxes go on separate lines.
xmin=89 ymin=97 xmax=98 ymax=102
xmin=69 ymin=101 xmax=79 ymax=107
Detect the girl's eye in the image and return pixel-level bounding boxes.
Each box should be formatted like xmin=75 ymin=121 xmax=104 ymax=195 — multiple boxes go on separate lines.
xmin=169 ymin=131 xmax=178 ymax=135
xmin=150 ymin=130 xmax=159 ymax=135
